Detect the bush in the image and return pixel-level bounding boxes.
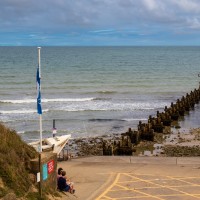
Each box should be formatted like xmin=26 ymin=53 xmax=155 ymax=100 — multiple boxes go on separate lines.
xmin=0 ymin=123 xmax=38 ymax=197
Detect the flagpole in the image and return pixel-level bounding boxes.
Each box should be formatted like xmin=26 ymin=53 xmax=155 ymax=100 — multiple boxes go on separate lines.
xmin=39 ymin=115 xmax=42 ymax=152
xmin=38 ymin=47 xmax=43 ymax=153
xmin=37 ymin=47 xmax=43 ymax=198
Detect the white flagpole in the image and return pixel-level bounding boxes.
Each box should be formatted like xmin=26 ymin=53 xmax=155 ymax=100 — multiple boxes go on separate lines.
xmin=38 ymin=47 xmax=43 ymax=153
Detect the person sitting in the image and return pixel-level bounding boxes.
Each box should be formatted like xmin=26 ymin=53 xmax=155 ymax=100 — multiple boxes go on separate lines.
xmin=58 ymin=171 xmax=75 ymax=194
xmin=57 ymin=167 xmax=63 ymax=180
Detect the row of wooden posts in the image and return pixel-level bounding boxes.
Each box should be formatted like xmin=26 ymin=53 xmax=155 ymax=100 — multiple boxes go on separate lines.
xmin=103 ymin=86 xmax=200 ymax=155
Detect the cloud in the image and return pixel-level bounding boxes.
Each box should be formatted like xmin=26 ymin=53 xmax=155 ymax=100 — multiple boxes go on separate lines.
xmin=187 ymin=17 xmax=200 ymax=29
xmin=1 ymin=0 xmax=200 ymax=45
xmin=90 ymin=29 xmax=115 ymax=33
xmin=143 ymin=0 xmax=158 ymax=10
xmin=0 ymin=0 xmax=200 ymax=31
xmin=174 ymin=0 xmax=200 ymax=13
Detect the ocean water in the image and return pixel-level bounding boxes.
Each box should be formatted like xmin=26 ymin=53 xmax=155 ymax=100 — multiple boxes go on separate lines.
xmin=0 ymin=46 xmax=200 ymax=142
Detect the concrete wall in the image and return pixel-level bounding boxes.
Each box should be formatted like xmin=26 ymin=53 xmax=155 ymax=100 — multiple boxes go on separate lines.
xmin=30 ymin=152 xmax=57 ymax=193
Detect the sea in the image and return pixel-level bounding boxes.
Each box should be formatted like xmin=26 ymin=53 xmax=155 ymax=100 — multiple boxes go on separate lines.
xmin=0 ymin=46 xmax=200 ymax=142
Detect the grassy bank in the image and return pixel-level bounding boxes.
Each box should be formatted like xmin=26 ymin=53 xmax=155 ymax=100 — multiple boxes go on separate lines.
xmin=0 ymin=123 xmax=39 ymax=199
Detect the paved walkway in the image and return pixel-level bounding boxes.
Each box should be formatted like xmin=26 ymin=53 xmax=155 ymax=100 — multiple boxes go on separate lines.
xmin=96 ymin=172 xmax=200 ymax=200
xmin=58 ymin=156 xmax=200 ymax=200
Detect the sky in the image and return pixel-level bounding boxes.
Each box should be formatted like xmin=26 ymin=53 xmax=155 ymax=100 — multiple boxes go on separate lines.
xmin=1 ymin=0 xmax=200 ymax=46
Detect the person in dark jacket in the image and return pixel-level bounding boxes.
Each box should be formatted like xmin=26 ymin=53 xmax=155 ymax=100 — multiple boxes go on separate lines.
xmin=57 ymin=167 xmax=63 ymax=180
xmin=58 ymin=171 xmax=75 ymax=193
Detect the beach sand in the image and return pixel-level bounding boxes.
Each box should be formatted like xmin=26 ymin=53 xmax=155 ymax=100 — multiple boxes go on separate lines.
xmin=66 ymin=128 xmax=200 ymax=158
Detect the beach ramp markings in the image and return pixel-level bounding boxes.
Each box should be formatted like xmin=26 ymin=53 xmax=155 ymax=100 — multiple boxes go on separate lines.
xmin=115 ymin=182 xmax=164 ymax=200
xmin=95 ymin=173 xmax=200 ymax=200
xmin=95 ymin=173 xmax=164 ymax=200
xmin=166 ymin=175 xmax=200 ymax=186
xmin=124 ymin=173 xmax=200 ymax=199
xmin=95 ymin=173 xmax=120 ymax=200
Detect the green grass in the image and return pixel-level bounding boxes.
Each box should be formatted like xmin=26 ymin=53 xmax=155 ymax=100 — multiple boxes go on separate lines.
xmin=0 ymin=123 xmax=38 ymax=198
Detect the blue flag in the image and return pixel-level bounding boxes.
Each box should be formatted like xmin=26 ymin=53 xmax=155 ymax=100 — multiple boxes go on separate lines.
xmin=36 ymin=66 xmax=42 ymax=114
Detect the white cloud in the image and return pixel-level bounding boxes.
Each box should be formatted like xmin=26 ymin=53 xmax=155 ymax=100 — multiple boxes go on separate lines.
xmin=143 ymin=0 xmax=158 ymax=10
xmin=173 ymin=0 xmax=200 ymax=13
xmin=0 ymin=0 xmax=200 ymax=31
xmin=1 ymin=0 xmax=200 ymax=45
xmin=187 ymin=17 xmax=200 ymax=29
xmin=90 ymin=29 xmax=115 ymax=33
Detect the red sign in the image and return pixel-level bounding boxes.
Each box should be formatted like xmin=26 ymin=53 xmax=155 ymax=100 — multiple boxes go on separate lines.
xmin=47 ymin=160 xmax=54 ymax=174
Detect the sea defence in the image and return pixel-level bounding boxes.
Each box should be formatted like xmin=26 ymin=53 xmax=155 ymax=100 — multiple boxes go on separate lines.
xmin=103 ymin=85 xmax=200 ymax=155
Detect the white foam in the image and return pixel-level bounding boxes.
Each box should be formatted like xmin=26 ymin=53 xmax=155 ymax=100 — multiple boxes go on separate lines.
xmin=58 ymin=101 xmax=165 ymax=112
xmin=122 ymin=118 xmax=148 ymax=121
xmin=0 ymin=109 xmax=49 ymax=114
xmin=0 ymin=97 xmax=94 ymax=104
xmin=17 ymin=131 xmax=25 ymax=134
xmin=1 ymin=99 xmax=35 ymax=104
xmin=42 ymin=98 xmax=94 ymax=102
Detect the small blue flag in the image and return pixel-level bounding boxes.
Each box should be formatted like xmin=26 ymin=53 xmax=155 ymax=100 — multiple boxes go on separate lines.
xmin=36 ymin=66 xmax=42 ymax=114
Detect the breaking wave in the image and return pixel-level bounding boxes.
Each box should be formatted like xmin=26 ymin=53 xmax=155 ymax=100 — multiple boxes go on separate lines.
xmin=0 ymin=109 xmax=49 ymax=114
xmin=0 ymin=97 xmax=95 ymax=104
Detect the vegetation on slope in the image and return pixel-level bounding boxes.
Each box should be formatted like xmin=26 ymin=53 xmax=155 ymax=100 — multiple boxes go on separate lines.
xmin=0 ymin=123 xmax=38 ymax=198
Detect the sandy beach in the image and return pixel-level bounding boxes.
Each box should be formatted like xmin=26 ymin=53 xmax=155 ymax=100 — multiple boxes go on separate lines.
xmin=65 ymin=127 xmax=200 ymax=158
